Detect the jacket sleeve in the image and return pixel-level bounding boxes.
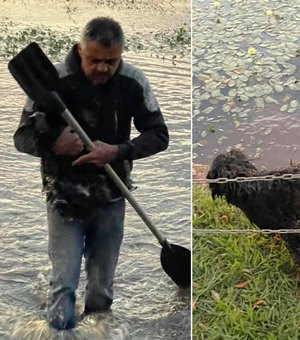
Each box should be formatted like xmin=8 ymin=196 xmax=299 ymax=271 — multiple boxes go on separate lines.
xmin=13 ymin=97 xmax=64 ymax=157
xmin=116 ymin=73 xmax=169 ymax=161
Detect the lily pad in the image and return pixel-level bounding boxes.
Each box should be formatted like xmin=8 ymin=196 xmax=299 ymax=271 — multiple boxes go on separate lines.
xmin=290 ymin=100 xmax=298 ymax=108
xmin=274 ymin=84 xmax=284 ymax=92
xmin=202 ymin=107 xmax=214 ymax=114
xmin=228 ymin=89 xmax=237 ymax=97
xmin=280 ymin=104 xmax=289 ymax=112
xmin=255 ymin=98 xmax=265 ymax=108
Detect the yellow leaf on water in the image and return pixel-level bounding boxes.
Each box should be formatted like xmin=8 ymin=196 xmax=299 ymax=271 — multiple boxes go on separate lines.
xmin=212 ymin=1 xmax=221 ymax=8
xmin=248 ymin=47 xmax=256 ymax=55
xmin=266 ymin=10 xmax=273 ymax=16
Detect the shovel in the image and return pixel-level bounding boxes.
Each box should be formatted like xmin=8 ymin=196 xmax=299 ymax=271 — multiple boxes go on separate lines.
xmin=8 ymin=42 xmax=191 ymax=289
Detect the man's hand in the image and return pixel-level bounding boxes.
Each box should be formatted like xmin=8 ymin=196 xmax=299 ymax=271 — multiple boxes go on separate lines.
xmin=72 ymin=140 xmax=118 ymax=167
xmin=53 ymin=126 xmax=85 ymax=156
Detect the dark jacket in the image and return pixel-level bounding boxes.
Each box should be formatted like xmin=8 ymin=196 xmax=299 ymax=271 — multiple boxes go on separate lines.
xmin=13 ymin=45 xmax=169 ymax=218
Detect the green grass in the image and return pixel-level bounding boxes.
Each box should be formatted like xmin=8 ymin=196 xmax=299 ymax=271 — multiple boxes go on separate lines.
xmin=193 ymin=185 xmax=300 ymax=340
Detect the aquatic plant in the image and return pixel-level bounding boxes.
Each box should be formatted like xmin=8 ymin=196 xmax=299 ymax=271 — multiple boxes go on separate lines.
xmin=0 ymin=22 xmax=75 ymax=60
xmin=64 ymin=0 xmax=78 ymax=23
xmin=0 ymin=19 xmax=190 ymax=61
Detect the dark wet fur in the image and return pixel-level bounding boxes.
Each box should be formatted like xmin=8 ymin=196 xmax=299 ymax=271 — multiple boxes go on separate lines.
xmin=43 ymin=155 xmax=112 ymax=220
xmin=46 ymin=176 xmax=111 ymax=220
xmin=207 ymin=149 xmax=300 ymax=266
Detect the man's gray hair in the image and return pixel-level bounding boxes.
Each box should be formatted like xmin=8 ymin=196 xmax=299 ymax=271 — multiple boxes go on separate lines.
xmin=81 ymin=17 xmax=125 ymax=49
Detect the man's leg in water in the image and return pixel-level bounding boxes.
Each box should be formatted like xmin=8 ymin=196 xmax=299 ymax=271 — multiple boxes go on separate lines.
xmin=84 ymin=198 xmax=125 ymax=314
xmin=47 ymin=203 xmax=85 ymax=330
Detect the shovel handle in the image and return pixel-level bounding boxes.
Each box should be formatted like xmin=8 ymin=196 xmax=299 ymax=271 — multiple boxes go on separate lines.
xmin=60 ymin=106 xmax=168 ymax=247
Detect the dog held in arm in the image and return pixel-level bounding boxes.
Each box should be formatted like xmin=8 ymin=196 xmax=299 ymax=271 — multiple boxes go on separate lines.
xmin=207 ymin=149 xmax=300 ymax=267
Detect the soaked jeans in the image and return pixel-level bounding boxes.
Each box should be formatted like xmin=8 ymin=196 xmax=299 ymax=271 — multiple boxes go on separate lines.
xmin=46 ymin=198 xmax=125 ymax=330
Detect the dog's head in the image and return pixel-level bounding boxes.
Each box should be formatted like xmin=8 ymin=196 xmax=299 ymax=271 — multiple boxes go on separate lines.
xmin=207 ymin=149 xmax=257 ymax=198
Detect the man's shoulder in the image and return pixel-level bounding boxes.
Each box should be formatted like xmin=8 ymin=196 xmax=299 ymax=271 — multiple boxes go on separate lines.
xmin=120 ymin=61 xmax=160 ymax=112
xmin=119 ymin=62 xmax=149 ymax=89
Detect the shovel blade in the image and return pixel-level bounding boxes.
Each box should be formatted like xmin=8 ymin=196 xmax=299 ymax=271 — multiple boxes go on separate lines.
xmin=8 ymin=42 xmax=59 ymax=102
xmin=161 ymin=243 xmax=191 ymax=289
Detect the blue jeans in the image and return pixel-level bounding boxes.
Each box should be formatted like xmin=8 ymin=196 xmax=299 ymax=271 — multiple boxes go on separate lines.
xmin=46 ymin=198 xmax=125 ymax=330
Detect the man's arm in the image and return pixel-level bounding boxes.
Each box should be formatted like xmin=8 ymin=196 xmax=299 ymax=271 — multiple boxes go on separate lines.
xmin=14 ymin=97 xmax=74 ymax=157
xmin=72 ymin=80 xmax=169 ymax=167
xmin=117 ymin=73 xmax=169 ymax=161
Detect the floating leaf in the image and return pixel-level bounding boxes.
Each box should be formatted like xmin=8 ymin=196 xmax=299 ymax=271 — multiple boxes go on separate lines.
xmin=290 ymin=100 xmax=298 ymax=108
xmin=280 ymin=104 xmax=289 ymax=112
xmin=229 ymin=89 xmax=237 ymax=97
xmin=248 ymin=47 xmax=256 ymax=55
xmin=287 ymin=107 xmax=298 ymax=113
xmin=284 ymin=64 xmax=297 ymax=75
xmin=223 ymin=104 xmax=231 ymax=113
xmin=255 ymin=98 xmax=265 ymax=108
xmin=203 ymin=107 xmax=214 ymax=114
xmin=209 ymin=98 xmax=219 ymax=105
xmin=211 ymin=90 xmax=221 ymax=97
xmin=233 ymin=120 xmax=241 ymax=128
xmin=265 ymin=96 xmax=278 ymax=104
xmin=240 ymin=94 xmax=249 ymax=101
xmin=265 ymin=9 xmax=273 ymax=16
xmin=274 ymin=84 xmax=284 ymax=92
xmin=228 ymin=79 xmax=235 ymax=87
xmin=239 ymin=75 xmax=249 ymax=82
xmin=264 ymin=128 xmax=272 ymax=135
xmin=212 ymin=1 xmax=221 ymax=8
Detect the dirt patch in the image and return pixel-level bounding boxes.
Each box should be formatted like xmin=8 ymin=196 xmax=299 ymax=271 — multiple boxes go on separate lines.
xmin=192 ymin=163 xmax=210 ymax=186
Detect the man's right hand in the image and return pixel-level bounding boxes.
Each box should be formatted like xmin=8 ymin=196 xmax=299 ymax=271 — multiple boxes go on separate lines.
xmin=53 ymin=126 xmax=85 ymax=156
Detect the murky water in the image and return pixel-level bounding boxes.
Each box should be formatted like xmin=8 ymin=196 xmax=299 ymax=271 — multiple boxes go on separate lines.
xmin=193 ymin=0 xmax=300 ymax=169
xmin=0 ymin=1 xmax=191 ymax=339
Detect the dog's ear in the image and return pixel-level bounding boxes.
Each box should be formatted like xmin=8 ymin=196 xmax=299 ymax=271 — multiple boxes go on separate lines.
xmin=207 ymin=154 xmax=235 ymax=199
xmin=207 ymin=168 xmax=217 ymax=180
xmin=207 ymin=155 xmax=228 ymax=179
xmin=207 ymin=167 xmax=224 ymax=199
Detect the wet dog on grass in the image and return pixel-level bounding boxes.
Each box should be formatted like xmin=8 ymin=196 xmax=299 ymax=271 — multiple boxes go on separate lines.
xmin=207 ymin=149 xmax=300 ymax=267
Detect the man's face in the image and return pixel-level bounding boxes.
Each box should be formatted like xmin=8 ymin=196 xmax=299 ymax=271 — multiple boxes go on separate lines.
xmin=77 ymin=40 xmax=122 ymax=85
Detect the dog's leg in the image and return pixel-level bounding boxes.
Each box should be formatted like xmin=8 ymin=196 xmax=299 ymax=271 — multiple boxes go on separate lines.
xmin=282 ymin=233 xmax=300 ymax=267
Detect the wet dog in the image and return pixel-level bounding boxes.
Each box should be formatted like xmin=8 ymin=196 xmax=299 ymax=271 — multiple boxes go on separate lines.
xmin=207 ymin=149 xmax=300 ymax=266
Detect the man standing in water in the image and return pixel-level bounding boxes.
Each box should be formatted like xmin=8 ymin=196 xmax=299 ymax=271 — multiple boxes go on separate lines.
xmin=13 ymin=17 xmax=169 ymax=330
